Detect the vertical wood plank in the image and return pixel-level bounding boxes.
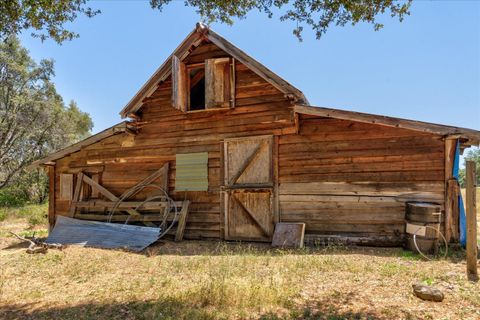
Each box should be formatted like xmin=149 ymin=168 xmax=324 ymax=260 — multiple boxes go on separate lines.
xmin=205 ymin=58 xmax=231 ymax=109
xmin=91 ymin=174 xmax=100 ymax=198
xmin=294 ymin=112 xmax=300 ymax=134
xmin=161 ymin=162 xmax=169 ymax=191
xmin=466 ymin=160 xmax=478 ymax=282
xmin=230 ymin=58 xmax=235 ymax=108
xmin=205 ymin=59 xmax=215 ymax=109
xmin=59 ymin=173 xmax=74 ymax=200
xmin=273 ymin=135 xmax=280 ymax=224
xmin=48 ymin=166 xmax=55 ymax=231
xmin=172 ymin=55 xmax=187 ymax=112
xmin=224 ymin=192 xmax=231 ymax=240
xmin=69 ymin=172 xmax=84 ymax=217
xmin=219 ymin=141 xmax=225 ymax=239
xmin=444 ymin=138 xmax=457 ymax=242
xmin=175 ymin=200 xmax=190 ymax=241
xmin=223 ymin=141 xmax=229 ymax=186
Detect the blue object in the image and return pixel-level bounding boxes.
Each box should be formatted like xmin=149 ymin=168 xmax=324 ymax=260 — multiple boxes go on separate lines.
xmin=453 ymin=139 xmax=467 ymax=246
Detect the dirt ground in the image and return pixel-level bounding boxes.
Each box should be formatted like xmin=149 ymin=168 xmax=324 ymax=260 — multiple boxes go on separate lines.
xmin=1 ymin=216 xmax=479 ymax=320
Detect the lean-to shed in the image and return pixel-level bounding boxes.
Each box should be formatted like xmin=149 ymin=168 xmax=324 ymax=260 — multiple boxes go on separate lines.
xmin=33 ymin=23 xmax=480 ymax=246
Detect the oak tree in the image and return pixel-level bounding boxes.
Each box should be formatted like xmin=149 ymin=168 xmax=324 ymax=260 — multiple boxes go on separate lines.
xmin=0 ymin=1 xmax=411 ymax=43
xmin=152 ymin=0 xmax=412 ymax=40
xmin=0 ymin=37 xmax=92 ymax=191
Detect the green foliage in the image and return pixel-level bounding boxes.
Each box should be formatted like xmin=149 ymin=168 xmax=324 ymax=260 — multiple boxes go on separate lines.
xmin=21 ymin=204 xmax=48 ymax=226
xmin=0 ymin=0 xmax=99 ymax=43
xmin=0 ymin=203 xmax=48 ymax=226
xmin=458 ymin=148 xmax=480 ymax=187
xmin=150 ymin=0 xmax=412 ymax=40
xmin=17 ymin=228 xmax=49 ymax=238
xmin=398 ymin=250 xmax=421 ymax=261
xmin=422 ymin=276 xmax=434 ymax=286
xmin=1 ymin=0 xmax=411 ymax=43
xmin=0 ymin=185 xmax=29 ymax=207
xmin=0 ymin=36 xmax=93 ymax=202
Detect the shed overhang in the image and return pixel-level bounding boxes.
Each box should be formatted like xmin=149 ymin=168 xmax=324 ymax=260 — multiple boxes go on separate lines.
xmin=294 ymin=105 xmax=480 ymax=146
xmin=29 ymin=121 xmax=135 ymax=168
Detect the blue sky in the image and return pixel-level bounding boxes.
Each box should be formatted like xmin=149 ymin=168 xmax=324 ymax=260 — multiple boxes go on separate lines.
xmin=20 ymin=0 xmax=480 ymax=134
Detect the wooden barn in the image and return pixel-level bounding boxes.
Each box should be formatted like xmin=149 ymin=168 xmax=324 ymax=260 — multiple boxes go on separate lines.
xmin=33 ymin=23 xmax=480 ymax=247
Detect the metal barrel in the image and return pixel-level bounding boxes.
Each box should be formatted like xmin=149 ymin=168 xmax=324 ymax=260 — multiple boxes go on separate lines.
xmin=405 ymin=202 xmax=442 ymax=254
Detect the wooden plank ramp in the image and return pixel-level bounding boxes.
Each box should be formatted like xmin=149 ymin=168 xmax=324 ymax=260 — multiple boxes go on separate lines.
xmin=45 ymin=216 xmax=160 ymax=252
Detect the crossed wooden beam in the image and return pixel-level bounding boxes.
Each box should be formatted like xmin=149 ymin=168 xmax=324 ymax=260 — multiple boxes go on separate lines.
xmin=228 ymin=141 xmax=266 ymax=186
xmin=67 ymin=163 xmax=190 ymax=240
xmin=231 ymin=193 xmax=270 ymax=237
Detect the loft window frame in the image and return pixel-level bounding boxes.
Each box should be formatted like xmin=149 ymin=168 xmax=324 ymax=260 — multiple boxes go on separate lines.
xmin=186 ymin=62 xmax=206 ymax=112
xmin=183 ymin=58 xmax=235 ymax=113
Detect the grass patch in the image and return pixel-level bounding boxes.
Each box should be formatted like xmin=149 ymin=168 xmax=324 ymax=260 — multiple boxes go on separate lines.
xmin=1 ymin=191 xmax=479 ymax=319
xmin=0 ymin=203 xmax=48 ymax=226
xmin=398 ymin=250 xmax=421 ymax=261
xmin=2 ymin=237 xmax=480 ymax=319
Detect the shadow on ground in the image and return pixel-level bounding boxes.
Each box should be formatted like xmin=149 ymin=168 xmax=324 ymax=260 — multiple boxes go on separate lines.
xmin=0 ymin=296 xmax=390 ymax=320
xmin=1 ymin=240 xmax=30 ymax=250
xmin=1 ymin=236 xmax=466 ymax=264
xmin=144 ymin=239 xmax=467 ymax=263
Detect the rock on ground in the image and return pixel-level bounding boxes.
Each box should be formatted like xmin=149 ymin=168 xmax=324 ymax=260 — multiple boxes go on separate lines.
xmin=412 ymin=283 xmax=444 ymax=302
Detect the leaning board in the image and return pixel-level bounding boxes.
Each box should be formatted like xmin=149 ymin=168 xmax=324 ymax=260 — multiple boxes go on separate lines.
xmin=272 ymin=222 xmax=305 ymax=248
xmin=46 ymin=216 xmax=160 ymax=251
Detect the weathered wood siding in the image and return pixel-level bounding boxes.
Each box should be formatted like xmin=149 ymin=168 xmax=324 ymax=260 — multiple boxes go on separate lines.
xmin=278 ymin=114 xmax=445 ymax=242
xmin=52 ymin=41 xmax=447 ymax=244
xmin=54 ymin=41 xmax=295 ymax=239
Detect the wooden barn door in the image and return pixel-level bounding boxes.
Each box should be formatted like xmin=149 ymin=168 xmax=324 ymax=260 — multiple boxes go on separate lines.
xmin=223 ymin=136 xmax=275 ymax=242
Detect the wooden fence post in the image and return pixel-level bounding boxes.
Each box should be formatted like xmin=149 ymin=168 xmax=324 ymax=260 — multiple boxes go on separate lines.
xmin=466 ymin=160 xmax=478 ymax=282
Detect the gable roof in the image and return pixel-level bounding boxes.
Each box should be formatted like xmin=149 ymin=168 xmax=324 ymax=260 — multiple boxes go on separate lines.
xmin=295 ymin=105 xmax=480 ymax=145
xmin=119 ymin=23 xmax=308 ymax=118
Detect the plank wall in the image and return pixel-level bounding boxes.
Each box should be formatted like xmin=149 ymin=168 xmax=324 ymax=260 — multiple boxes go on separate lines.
xmin=278 ymin=114 xmax=445 ymax=243
xmin=53 ymin=40 xmax=447 ymax=244
xmin=54 ymin=41 xmax=295 ymax=239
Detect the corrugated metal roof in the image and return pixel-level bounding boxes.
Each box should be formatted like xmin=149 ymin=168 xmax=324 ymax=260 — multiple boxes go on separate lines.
xmin=45 ymin=216 xmax=160 ymax=252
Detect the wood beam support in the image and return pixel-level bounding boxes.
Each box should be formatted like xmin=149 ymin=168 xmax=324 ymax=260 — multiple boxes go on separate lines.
xmin=465 ymin=160 xmax=478 ymax=282
xmin=175 ymin=200 xmax=190 ymax=241
xmin=48 ymin=166 xmax=56 ymax=231
xmin=69 ymin=172 xmax=84 ymax=218
xmin=444 ymin=138 xmax=457 ymax=242
xmin=81 ymin=174 xmax=156 ymax=227
xmin=294 ymin=105 xmax=480 ymax=144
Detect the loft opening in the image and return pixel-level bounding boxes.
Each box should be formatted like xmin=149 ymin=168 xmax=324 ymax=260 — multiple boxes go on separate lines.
xmin=188 ymin=66 xmax=206 ymax=111
xmin=172 ymin=56 xmax=235 ymax=112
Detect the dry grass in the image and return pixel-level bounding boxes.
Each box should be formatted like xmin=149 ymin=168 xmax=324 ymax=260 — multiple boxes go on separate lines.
xmin=1 ymin=198 xmax=480 ymax=320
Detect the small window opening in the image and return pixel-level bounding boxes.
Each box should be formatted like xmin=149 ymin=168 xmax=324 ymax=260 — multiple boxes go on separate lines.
xmin=189 ymin=67 xmax=205 ymax=111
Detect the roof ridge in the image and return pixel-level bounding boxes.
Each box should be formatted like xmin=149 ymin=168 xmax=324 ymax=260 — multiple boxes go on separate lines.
xmin=119 ymin=23 xmax=308 ymax=118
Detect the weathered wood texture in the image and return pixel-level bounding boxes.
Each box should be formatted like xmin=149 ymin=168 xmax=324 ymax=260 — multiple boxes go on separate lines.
xmin=272 ymin=222 xmax=305 ymax=248
xmin=278 ymin=115 xmax=445 ymax=242
xmin=48 ymin=166 xmax=55 ymax=229
xmin=465 ymin=161 xmax=478 ymax=281
xmin=52 ymin=42 xmax=447 ymax=244
xmin=119 ymin=24 xmax=308 ymax=118
xmin=53 ymin=42 xmax=294 ymax=240
xmin=444 ymin=138 xmax=458 ymax=242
